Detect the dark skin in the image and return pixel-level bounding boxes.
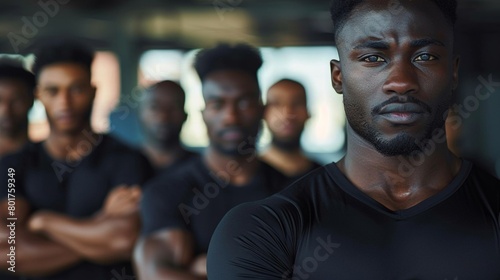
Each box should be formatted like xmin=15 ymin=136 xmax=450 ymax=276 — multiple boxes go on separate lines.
xmin=134 ymin=70 xmax=264 ymax=280
xmin=139 ymin=81 xmax=189 ymax=170
xmin=0 ymin=63 xmax=141 ymax=276
xmin=331 ymin=0 xmax=461 ymax=211
xmin=0 ymin=79 xmax=33 ymax=156
xmin=261 ymin=80 xmax=314 ymax=177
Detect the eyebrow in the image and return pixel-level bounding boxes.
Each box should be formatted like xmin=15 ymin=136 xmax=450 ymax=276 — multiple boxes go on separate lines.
xmin=353 ymin=41 xmax=390 ymax=50
xmin=353 ymin=38 xmax=446 ymax=50
xmin=410 ymin=38 xmax=446 ymax=48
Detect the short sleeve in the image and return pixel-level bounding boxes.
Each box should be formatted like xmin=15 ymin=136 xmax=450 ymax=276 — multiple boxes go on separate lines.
xmin=0 ymin=150 xmax=26 ymax=201
xmin=140 ymin=174 xmax=190 ymax=236
xmin=207 ymin=200 xmax=297 ymax=279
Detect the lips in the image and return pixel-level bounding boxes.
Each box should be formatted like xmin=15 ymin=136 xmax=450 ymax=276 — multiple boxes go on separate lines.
xmin=219 ymin=128 xmax=245 ymax=141
xmin=378 ymin=103 xmax=426 ymax=125
xmin=55 ymin=112 xmax=76 ymax=123
xmin=379 ymin=103 xmax=425 ymax=114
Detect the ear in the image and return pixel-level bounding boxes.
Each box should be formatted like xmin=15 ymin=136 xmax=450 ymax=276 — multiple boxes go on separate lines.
xmin=201 ymin=108 xmax=207 ymax=124
xmin=452 ymin=55 xmax=460 ymax=90
xmin=330 ymin=59 xmax=343 ymax=94
xmin=90 ymin=86 xmax=97 ymax=101
xmin=34 ymin=86 xmax=40 ymax=100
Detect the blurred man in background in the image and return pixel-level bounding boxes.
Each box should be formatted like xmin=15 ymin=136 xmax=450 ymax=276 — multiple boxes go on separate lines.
xmin=139 ymin=80 xmax=198 ymax=175
xmin=0 ymin=60 xmax=34 ymax=158
xmin=0 ymin=40 xmax=152 ymax=280
xmin=134 ymin=43 xmax=288 ymax=280
xmin=261 ymin=78 xmax=321 ymax=180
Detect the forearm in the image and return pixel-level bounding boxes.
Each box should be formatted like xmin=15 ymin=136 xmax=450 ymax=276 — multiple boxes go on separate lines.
xmin=37 ymin=212 xmax=140 ymax=264
xmin=0 ymin=228 xmax=80 ymax=276
xmin=134 ymin=237 xmax=206 ymax=280
xmin=146 ymin=266 xmax=207 ymax=280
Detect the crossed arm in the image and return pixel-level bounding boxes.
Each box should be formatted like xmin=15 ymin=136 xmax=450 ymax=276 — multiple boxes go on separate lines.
xmin=0 ymin=185 xmax=141 ymax=276
xmin=133 ymin=229 xmax=207 ymax=280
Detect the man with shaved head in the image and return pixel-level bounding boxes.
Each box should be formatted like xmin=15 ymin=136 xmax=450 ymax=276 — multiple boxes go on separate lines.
xmin=261 ymin=78 xmax=321 ymax=179
xmin=139 ymin=80 xmax=197 ymax=174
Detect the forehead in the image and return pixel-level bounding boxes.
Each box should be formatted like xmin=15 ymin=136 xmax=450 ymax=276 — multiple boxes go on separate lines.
xmin=142 ymin=87 xmax=184 ymax=105
xmin=37 ymin=63 xmax=90 ymax=84
xmin=202 ymin=70 xmax=259 ymax=99
xmin=267 ymin=82 xmax=306 ymax=101
xmin=336 ymin=0 xmax=453 ymax=50
xmin=0 ymin=79 xmax=30 ymax=94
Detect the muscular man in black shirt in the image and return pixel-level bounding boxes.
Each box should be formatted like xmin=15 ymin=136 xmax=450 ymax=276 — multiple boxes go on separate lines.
xmin=139 ymin=80 xmax=198 ymax=175
xmin=0 ymin=40 xmax=152 ymax=280
xmin=0 ymin=60 xmax=34 ymax=158
xmin=134 ymin=43 xmax=288 ymax=280
xmin=208 ymin=1 xmax=500 ymax=279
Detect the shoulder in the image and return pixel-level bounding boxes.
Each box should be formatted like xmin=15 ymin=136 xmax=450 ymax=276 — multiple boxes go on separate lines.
xmin=222 ymin=164 xmax=337 ymax=230
xmin=1 ymin=141 xmax=41 ymax=167
xmin=257 ymin=159 xmax=293 ymax=191
xmin=465 ymin=162 xmax=500 ymax=206
xmin=95 ymin=135 xmax=149 ymax=163
xmin=143 ymin=157 xmax=206 ymax=194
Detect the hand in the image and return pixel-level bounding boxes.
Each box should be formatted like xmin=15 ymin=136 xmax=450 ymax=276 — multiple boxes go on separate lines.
xmin=101 ymin=185 xmax=142 ymax=217
xmin=28 ymin=211 xmax=54 ymax=233
xmin=189 ymin=254 xmax=207 ymax=277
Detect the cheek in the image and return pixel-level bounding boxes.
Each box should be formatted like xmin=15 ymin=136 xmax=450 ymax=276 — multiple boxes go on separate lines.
xmin=264 ymin=108 xmax=280 ymax=124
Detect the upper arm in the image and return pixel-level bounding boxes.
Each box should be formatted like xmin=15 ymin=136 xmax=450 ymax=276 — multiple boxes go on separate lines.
xmin=134 ymin=228 xmax=196 ymax=272
xmin=207 ymin=202 xmax=296 ymax=279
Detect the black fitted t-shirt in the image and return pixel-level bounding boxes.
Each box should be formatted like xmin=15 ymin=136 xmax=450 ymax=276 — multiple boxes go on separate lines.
xmin=141 ymin=156 xmax=289 ymax=254
xmin=0 ymin=135 xmax=153 ymax=280
xmin=208 ymin=160 xmax=500 ymax=279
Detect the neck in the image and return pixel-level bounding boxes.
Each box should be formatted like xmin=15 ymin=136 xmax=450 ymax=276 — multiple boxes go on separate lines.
xmin=142 ymin=141 xmax=186 ymax=169
xmin=261 ymin=144 xmax=313 ymax=177
xmin=0 ymin=131 xmax=29 ymax=156
xmin=203 ymin=145 xmax=260 ymax=186
xmin=271 ymin=137 xmax=301 ymax=152
xmin=44 ymin=123 xmax=100 ymax=161
xmin=338 ymin=125 xmax=461 ymax=210
xmin=145 ymin=135 xmax=181 ymax=152
xmin=269 ymin=142 xmax=302 ymax=156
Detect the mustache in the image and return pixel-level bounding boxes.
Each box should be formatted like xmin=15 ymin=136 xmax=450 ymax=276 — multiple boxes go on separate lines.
xmin=371 ymin=96 xmax=432 ymax=116
xmin=216 ymin=127 xmax=246 ymax=137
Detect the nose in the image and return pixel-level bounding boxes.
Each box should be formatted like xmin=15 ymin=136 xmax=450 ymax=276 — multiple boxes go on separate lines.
xmin=55 ymin=90 xmax=71 ymax=111
xmin=382 ymin=60 xmax=420 ymax=95
xmin=222 ymin=103 xmax=239 ymax=126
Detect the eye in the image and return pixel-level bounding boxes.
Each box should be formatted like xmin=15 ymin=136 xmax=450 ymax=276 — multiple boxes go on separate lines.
xmin=207 ymin=100 xmax=223 ymax=111
xmin=45 ymin=87 xmax=58 ymax=96
xmin=69 ymin=85 xmax=86 ymax=94
xmin=363 ymin=55 xmax=385 ymax=63
xmin=238 ymin=99 xmax=252 ymax=110
xmin=414 ymin=54 xmax=437 ymax=62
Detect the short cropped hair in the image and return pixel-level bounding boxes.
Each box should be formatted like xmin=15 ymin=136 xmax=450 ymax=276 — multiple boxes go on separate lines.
xmin=194 ymin=43 xmax=263 ymax=83
xmin=32 ymin=39 xmax=94 ymax=80
xmin=0 ymin=58 xmax=36 ymax=96
xmin=330 ymin=0 xmax=457 ymax=39
xmin=271 ymin=79 xmax=306 ymax=94
xmin=143 ymin=80 xmax=186 ymax=105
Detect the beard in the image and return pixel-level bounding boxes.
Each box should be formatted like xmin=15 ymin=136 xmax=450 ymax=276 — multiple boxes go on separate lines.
xmin=344 ymin=95 xmax=451 ymax=157
xmin=145 ymin=124 xmax=182 ymax=149
xmin=211 ymin=135 xmax=257 ymax=157
xmin=272 ymin=136 xmax=302 ymax=152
